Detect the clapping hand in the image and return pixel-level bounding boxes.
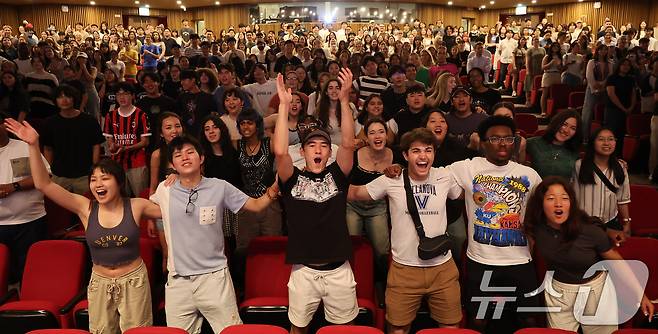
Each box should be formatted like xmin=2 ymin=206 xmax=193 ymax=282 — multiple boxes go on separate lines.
xmin=337 ymin=67 xmax=354 ymax=102
xmin=276 ymin=73 xmax=292 ymax=105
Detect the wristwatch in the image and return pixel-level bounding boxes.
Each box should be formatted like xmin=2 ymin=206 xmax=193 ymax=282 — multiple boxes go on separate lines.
xmin=12 ymin=182 xmax=21 ymax=192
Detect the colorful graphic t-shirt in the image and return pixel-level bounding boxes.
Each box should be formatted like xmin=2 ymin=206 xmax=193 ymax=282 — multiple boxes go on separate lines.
xmin=448 ymin=157 xmax=542 ymax=265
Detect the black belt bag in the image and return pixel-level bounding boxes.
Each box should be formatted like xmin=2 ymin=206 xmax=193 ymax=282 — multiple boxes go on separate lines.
xmin=417 ymin=234 xmax=453 ymax=260
xmin=403 ymin=169 xmax=453 ymax=260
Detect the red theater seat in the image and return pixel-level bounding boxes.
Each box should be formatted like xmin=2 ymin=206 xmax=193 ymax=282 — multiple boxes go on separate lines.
xmin=0 ymin=241 xmax=86 ymax=333
xmin=316 ymin=325 xmax=384 ymax=334
xmin=221 ymin=324 xmax=288 ymax=334
xmin=124 ymin=327 xmax=188 ymax=334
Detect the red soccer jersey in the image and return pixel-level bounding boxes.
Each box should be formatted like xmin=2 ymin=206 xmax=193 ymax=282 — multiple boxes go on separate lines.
xmin=103 ymin=106 xmax=151 ymax=169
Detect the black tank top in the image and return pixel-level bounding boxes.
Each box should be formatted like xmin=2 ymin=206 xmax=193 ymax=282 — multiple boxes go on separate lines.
xmin=350 ymin=148 xmax=384 ymax=186
xmin=85 ymin=198 xmax=141 ymax=267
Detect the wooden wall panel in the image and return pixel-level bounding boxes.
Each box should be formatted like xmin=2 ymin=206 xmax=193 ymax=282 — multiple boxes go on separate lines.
xmin=9 ymin=4 xmax=247 ymax=33
xmin=0 ymin=6 xmax=19 ymax=28
xmin=192 ymin=6 xmax=250 ymax=31
xmin=475 ymin=0 xmax=652 ymax=32
xmin=416 ymin=5 xmax=477 ymax=27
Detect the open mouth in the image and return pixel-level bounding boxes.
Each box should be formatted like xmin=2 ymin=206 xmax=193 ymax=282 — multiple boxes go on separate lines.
xmin=314 ymin=158 xmax=322 ymax=164
xmin=433 ymin=127 xmax=443 ymax=134
xmin=96 ymin=189 xmax=108 ymax=197
xmin=373 ymin=139 xmax=383 ymax=145
xmin=554 ymin=209 xmax=564 ymax=219
xmin=416 ymin=161 xmax=429 ymax=169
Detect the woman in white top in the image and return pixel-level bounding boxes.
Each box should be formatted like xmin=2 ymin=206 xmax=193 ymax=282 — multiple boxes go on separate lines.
xmin=313 ymin=77 xmax=357 ymax=145
xmin=573 ymin=127 xmax=631 ymax=245
xmin=582 ymin=44 xmax=613 ymax=141
xmin=561 ymin=42 xmax=584 ymax=87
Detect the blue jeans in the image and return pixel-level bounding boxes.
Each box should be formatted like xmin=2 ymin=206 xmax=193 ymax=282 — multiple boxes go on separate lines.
xmin=447 ymin=215 xmax=467 ymax=265
xmin=346 ymin=200 xmax=390 ymax=259
xmin=582 ymin=87 xmax=605 ymax=142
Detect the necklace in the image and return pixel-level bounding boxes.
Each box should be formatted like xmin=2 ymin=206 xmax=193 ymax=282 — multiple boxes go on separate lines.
xmin=367 ymin=148 xmax=387 ymax=168
xmin=247 ymin=140 xmax=260 ymax=155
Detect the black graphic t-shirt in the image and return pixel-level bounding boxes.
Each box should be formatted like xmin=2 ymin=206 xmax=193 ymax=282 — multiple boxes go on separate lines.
xmin=280 ymin=162 xmax=352 ymax=264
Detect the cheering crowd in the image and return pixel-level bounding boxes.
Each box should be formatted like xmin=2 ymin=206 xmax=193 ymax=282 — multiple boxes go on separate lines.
xmin=1 ymin=14 xmax=658 ymax=334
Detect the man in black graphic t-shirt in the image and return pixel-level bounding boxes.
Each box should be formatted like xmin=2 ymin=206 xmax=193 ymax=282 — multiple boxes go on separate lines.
xmin=273 ymin=68 xmax=358 ymax=334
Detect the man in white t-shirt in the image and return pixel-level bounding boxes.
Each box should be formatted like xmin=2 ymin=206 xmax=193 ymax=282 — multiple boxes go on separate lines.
xmin=242 ymin=64 xmax=276 ymax=116
xmin=349 ymin=128 xmax=464 ymax=333
xmin=447 ymin=116 xmax=542 ymax=332
xmin=0 ymin=112 xmax=49 ymax=284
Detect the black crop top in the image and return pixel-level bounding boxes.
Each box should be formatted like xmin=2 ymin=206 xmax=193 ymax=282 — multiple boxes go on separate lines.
xmin=350 ymin=148 xmax=385 ymax=186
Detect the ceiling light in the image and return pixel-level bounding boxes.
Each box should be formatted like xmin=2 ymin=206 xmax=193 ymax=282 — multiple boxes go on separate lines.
xmin=531 ymin=0 xmax=536 ymax=2
xmin=379 ymin=14 xmax=383 ymax=18
xmin=577 ymin=0 xmax=583 ymax=2
xmin=360 ymin=7 xmax=366 ymax=12
xmin=215 ymin=1 xmax=219 ymax=4
xmin=90 ymin=1 xmax=95 ymax=4
xmin=480 ymin=5 xmax=486 ymax=8
xmin=134 ymin=0 xmax=139 ymax=3
xmin=145 ymin=4 xmax=149 ymax=7
xmin=447 ymin=1 xmax=453 ymax=4
xmin=385 ymin=8 xmax=389 ymax=13
xmin=490 ymin=0 xmax=495 ymax=4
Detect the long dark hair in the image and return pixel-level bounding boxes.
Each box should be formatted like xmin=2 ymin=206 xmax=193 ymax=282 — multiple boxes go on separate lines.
xmin=316 ymin=78 xmax=343 ymax=129
xmin=524 ymin=176 xmax=595 ymax=242
xmin=541 ymin=109 xmax=582 ymax=152
xmin=577 ymin=127 xmax=625 ymax=185
xmin=199 ymin=114 xmax=236 ymax=160
xmin=357 ymin=94 xmax=384 ymax=125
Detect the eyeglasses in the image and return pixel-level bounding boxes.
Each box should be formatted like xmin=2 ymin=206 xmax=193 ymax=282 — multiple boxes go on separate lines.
xmin=185 ymin=189 xmax=199 ymax=215
xmin=486 ymin=136 xmax=516 ymax=145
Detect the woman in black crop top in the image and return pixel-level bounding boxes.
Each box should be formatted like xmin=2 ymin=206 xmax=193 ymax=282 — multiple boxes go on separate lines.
xmin=524 ymin=177 xmax=654 ymax=333
xmin=6 ymin=118 xmax=163 ymax=334
xmin=347 ymin=118 xmax=393 ymax=274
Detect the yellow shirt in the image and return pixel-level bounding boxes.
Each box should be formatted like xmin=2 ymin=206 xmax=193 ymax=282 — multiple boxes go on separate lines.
xmin=119 ymin=49 xmax=139 ymax=76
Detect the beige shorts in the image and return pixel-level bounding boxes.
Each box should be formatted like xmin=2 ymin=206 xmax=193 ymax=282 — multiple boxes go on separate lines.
xmin=87 ymin=261 xmax=153 ymax=334
xmin=545 ymin=272 xmax=618 ymax=334
xmin=385 ymin=259 xmax=462 ymax=327
xmin=287 ymin=261 xmax=359 ymax=327
xmin=165 ymin=267 xmax=242 ymax=334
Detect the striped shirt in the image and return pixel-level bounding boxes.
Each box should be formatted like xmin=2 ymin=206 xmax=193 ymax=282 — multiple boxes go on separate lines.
xmin=573 ymin=159 xmax=631 ymax=224
xmin=353 ymin=75 xmax=389 ymax=103
xmin=24 ymin=71 xmax=58 ymax=107
xmin=103 ymin=106 xmax=151 ymax=169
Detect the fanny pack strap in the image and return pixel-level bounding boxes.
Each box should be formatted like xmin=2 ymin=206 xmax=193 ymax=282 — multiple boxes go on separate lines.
xmin=403 ymin=169 xmax=427 ymax=239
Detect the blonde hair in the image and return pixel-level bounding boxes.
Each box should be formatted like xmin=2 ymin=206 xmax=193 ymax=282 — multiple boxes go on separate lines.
xmin=427 ymin=72 xmax=455 ymax=108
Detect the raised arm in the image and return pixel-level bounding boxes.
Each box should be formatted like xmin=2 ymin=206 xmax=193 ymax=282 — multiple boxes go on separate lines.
xmin=4 ymin=119 xmax=90 ymax=218
xmin=336 ymin=67 xmax=355 ymax=176
xmin=272 ymin=73 xmax=294 ymax=182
